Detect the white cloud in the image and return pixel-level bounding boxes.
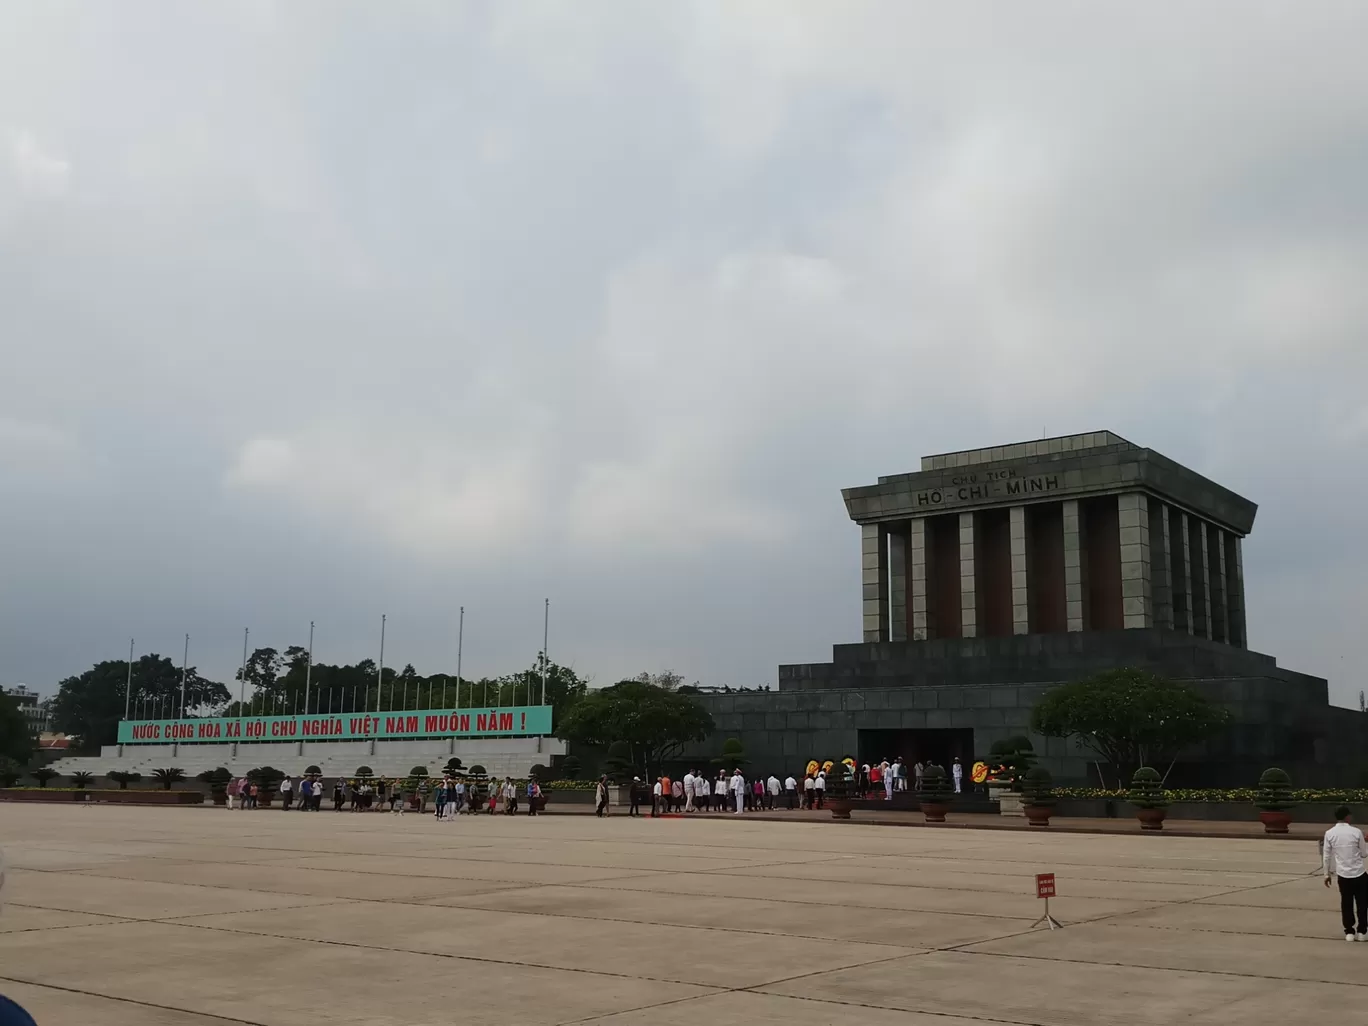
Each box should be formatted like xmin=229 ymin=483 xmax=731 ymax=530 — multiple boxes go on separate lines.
xmin=8 ymin=129 xmax=69 ymax=196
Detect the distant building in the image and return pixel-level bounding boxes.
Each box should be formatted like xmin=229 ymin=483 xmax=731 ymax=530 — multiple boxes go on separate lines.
xmin=3 ymin=685 xmax=49 ymax=734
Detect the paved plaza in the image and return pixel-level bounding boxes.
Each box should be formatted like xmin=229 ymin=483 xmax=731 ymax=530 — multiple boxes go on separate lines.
xmin=0 ymin=805 xmax=1360 ymax=1025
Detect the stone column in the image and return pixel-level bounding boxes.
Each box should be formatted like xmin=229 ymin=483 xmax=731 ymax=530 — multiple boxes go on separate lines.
xmin=1009 ymin=506 xmax=1030 ymax=635
xmin=889 ymin=525 xmax=908 ymax=643
xmin=1189 ymin=515 xmax=1210 ymax=639
xmin=1209 ymin=526 xmax=1230 ymax=644
xmin=862 ymin=522 xmax=889 ymax=643
xmin=1227 ymin=535 xmax=1247 ymax=648
xmin=958 ymin=511 xmax=978 ymax=638
xmin=1148 ymin=499 xmax=1173 ymax=630
xmin=1174 ymin=508 xmax=1193 ymax=634
xmin=1063 ymin=499 xmax=1087 ymax=632
xmin=1117 ymin=493 xmax=1153 ymax=629
xmin=909 ymin=517 xmax=930 ymax=641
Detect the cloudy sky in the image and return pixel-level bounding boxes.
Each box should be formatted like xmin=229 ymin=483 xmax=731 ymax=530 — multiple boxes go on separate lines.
xmin=3 ymin=2 xmax=1366 ymax=707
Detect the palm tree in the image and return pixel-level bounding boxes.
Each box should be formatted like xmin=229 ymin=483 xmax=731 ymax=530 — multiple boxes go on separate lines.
xmin=30 ymin=767 xmax=57 ymax=788
xmin=151 ymin=767 xmax=187 ymax=790
xmin=107 ymin=770 xmax=141 ymax=789
xmin=69 ymin=771 xmax=96 ymax=789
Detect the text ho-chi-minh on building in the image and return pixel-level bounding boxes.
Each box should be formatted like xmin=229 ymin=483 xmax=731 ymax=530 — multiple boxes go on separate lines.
xmin=688 ymin=432 xmax=1367 ymax=786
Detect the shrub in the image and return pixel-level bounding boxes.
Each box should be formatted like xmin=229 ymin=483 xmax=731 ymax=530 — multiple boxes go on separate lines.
xmin=31 ymin=767 xmax=58 ymax=788
xmin=529 ymin=763 xmax=548 ymax=781
xmin=1255 ymin=767 xmax=1296 ymax=812
xmin=196 ymin=767 xmax=232 ymax=792
xmin=107 ymin=770 xmax=141 ymax=789
xmin=355 ymin=765 xmax=374 ymax=779
xmin=920 ymin=764 xmax=952 ymax=802
xmin=1020 ymin=766 xmax=1056 ymax=808
xmin=0 ymin=756 xmax=26 ymax=787
xmin=304 ymin=765 xmax=322 ymax=775
xmin=987 ymin=736 xmax=1036 ymax=788
xmin=69 ymin=771 xmax=96 ymax=789
xmin=714 ymin=737 xmax=746 ymax=768
xmin=601 ymin=741 xmax=634 ymax=782
xmin=1127 ymin=767 xmax=1168 ymax=810
xmin=409 ymin=766 xmax=430 ymax=778
xmin=468 ymin=764 xmax=487 ymax=777
xmin=560 ymin=755 xmax=581 ymax=780
xmin=445 ymin=757 xmax=463 ymax=771
xmin=248 ymin=766 xmax=285 ymax=790
xmin=151 ymin=767 xmax=187 ymax=790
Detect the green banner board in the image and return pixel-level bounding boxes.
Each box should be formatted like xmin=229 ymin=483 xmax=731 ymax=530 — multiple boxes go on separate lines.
xmin=116 ymin=705 xmax=553 ymax=744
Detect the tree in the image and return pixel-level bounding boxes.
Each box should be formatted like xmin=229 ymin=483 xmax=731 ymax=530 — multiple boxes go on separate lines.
xmin=557 ymin=680 xmax=715 ymax=780
xmin=601 ymin=741 xmax=635 ymax=782
xmin=31 ymin=767 xmax=57 ymax=788
xmin=151 ymin=767 xmax=186 ymax=790
xmin=714 ymin=737 xmax=746 ymax=769
xmin=987 ymin=736 xmax=1036 ymax=788
xmin=0 ymin=690 xmax=35 ymax=764
xmin=51 ymin=654 xmax=231 ymax=749
xmin=70 ymin=771 xmax=96 ymax=789
xmin=1030 ymin=668 xmax=1229 ymax=788
xmin=107 ymin=770 xmax=141 ymax=789
xmin=0 ymin=756 xmax=24 ymax=787
xmin=560 ymin=755 xmax=581 ymax=780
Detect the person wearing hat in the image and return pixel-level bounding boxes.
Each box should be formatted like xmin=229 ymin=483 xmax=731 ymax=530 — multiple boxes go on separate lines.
xmin=628 ymin=776 xmax=643 ymax=816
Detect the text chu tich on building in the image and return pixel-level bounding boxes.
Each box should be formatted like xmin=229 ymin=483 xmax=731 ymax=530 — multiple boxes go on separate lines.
xmin=843 ymin=431 xmax=1251 ymax=646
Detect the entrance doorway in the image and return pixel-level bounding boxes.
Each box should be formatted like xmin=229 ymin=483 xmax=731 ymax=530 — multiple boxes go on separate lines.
xmin=858 ymin=728 xmax=974 ymax=773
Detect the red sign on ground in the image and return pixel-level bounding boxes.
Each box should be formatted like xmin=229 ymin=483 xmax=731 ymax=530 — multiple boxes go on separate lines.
xmin=1036 ymin=873 xmax=1056 ymax=899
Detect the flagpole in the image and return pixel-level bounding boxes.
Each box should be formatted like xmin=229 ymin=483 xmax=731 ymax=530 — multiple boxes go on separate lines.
xmin=124 ymin=638 xmax=135 ymax=721
xmin=541 ymin=597 xmax=549 ymax=706
xmin=456 ymin=607 xmax=464 ymax=710
xmin=179 ymin=633 xmax=190 ymax=718
xmin=376 ymin=614 xmax=386 ymax=714
xmin=305 ymin=620 xmax=314 ymax=715
xmin=238 ymin=628 xmax=249 ymax=725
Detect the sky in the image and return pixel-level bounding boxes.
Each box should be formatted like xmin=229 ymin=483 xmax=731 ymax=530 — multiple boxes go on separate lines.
xmin=2 ymin=2 xmax=1366 ymax=708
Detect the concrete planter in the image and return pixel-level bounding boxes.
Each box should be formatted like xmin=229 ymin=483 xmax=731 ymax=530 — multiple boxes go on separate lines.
xmin=996 ymin=792 xmax=1024 ymax=817
xmin=1023 ymin=804 xmax=1054 ymax=827
xmin=1136 ymin=807 xmax=1167 ymax=830
xmin=1258 ymin=810 xmax=1292 ymax=834
xmin=827 ymin=798 xmax=853 ymax=820
xmin=921 ymin=801 xmax=951 ymax=823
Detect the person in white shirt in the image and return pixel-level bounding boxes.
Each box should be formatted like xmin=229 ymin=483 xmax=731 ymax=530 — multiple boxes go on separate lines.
xmin=814 ymin=770 xmax=826 ymax=809
xmin=651 ymin=778 xmax=663 ymax=817
xmin=279 ymin=776 xmax=293 ymax=811
xmin=715 ymin=771 xmax=729 ymax=812
xmin=881 ymin=760 xmax=894 ymax=801
xmin=784 ymin=774 xmax=798 ymax=810
xmin=803 ymin=774 xmax=816 ymax=809
xmin=1323 ymin=805 xmax=1368 ymax=940
xmin=682 ymin=770 xmax=695 ymax=812
xmin=730 ymin=770 xmax=746 ymax=814
xmin=894 ymin=757 xmax=907 ymax=792
xmin=952 ymin=758 xmax=964 ymax=794
xmin=766 ymin=774 xmax=781 ymax=810
xmin=697 ymin=774 xmax=711 ymax=811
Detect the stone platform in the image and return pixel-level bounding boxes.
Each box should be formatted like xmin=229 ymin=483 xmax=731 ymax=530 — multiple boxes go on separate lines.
xmin=0 ymin=804 xmax=1360 ymax=1025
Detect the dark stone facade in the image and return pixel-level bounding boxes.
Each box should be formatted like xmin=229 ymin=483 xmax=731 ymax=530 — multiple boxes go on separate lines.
xmin=688 ymin=630 xmax=1368 ymax=788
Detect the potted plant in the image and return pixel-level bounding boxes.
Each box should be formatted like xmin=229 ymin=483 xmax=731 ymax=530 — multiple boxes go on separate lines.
xmin=30 ymin=767 xmax=57 ymax=788
xmin=1020 ymin=766 xmax=1057 ymax=827
xmin=986 ymin=736 xmax=1035 ymax=815
xmin=107 ymin=769 xmax=141 ymax=790
xmin=249 ymin=766 xmax=285 ymax=805
xmin=1128 ymin=767 xmax=1168 ymax=830
xmin=197 ymin=767 xmax=232 ymax=805
xmin=826 ymin=760 xmax=854 ymax=819
xmin=1254 ymin=767 xmax=1296 ymax=834
xmin=919 ymin=764 xmax=953 ymax=822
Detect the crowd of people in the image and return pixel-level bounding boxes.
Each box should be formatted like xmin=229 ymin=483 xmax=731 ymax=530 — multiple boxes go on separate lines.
xmin=601 ymin=756 xmax=966 ymax=818
xmin=223 ymin=773 xmax=544 ymax=817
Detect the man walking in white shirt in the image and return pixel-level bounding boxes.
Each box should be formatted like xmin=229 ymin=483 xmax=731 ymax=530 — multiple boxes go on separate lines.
xmin=730 ymin=770 xmax=746 ymax=814
xmin=1324 ymin=805 xmax=1368 ymax=940
xmin=784 ymin=774 xmax=798 ymax=810
xmin=766 ymin=774 xmax=781 ymax=810
xmin=697 ymin=773 xmax=710 ymax=811
xmin=683 ymin=770 xmax=695 ymax=812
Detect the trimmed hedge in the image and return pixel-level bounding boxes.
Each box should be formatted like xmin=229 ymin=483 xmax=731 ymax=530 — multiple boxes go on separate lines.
xmin=1055 ymin=787 xmax=1368 ymax=803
